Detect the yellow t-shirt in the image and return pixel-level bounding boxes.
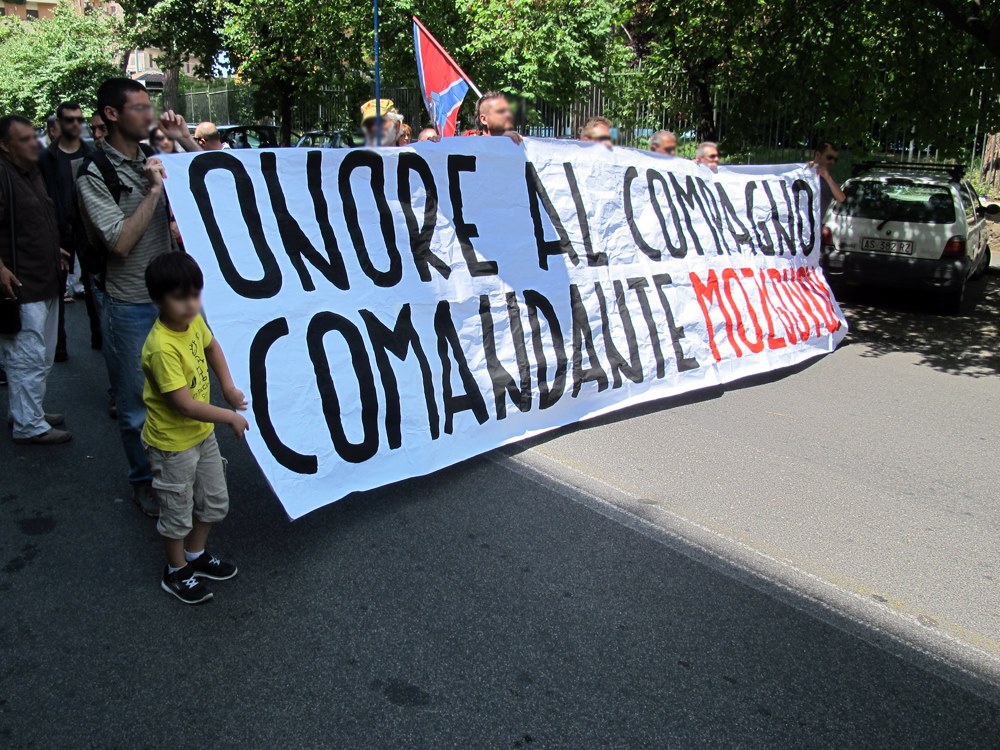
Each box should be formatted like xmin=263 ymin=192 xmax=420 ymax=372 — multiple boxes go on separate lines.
xmin=141 ymin=314 xmax=215 ymax=452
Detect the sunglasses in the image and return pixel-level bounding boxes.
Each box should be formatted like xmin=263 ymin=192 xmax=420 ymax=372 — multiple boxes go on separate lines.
xmin=152 ymin=135 xmax=166 ymax=142
xmin=594 ymin=135 xmax=613 ymax=143
xmin=61 ymin=116 xmax=85 ymax=124
xmin=824 ymin=154 xmax=839 ymax=163
xmin=663 ymin=146 xmax=677 ymax=154
xmin=704 ymin=154 xmax=719 ymax=160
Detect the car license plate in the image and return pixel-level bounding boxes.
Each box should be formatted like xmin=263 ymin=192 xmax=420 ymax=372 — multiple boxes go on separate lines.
xmin=862 ymin=237 xmax=913 ymax=255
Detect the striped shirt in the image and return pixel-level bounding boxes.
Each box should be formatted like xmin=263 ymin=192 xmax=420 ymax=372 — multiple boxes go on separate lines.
xmin=77 ymin=141 xmax=178 ymax=303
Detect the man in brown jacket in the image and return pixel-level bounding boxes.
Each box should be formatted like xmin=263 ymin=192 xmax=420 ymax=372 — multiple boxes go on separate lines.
xmin=0 ymin=114 xmax=71 ymax=444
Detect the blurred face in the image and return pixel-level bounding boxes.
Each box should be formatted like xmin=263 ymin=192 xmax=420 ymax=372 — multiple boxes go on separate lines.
xmin=654 ymin=135 xmax=677 ymax=155
xmin=417 ymin=128 xmax=437 ymax=142
xmin=104 ymin=89 xmax=154 ymax=141
xmin=151 ymin=128 xmax=175 ymax=153
xmin=815 ymin=146 xmax=838 ymax=168
xmin=480 ymin=97 xmax=513 ymax=135
xmin=159 ymin=290 xmax=202 ymax=327
xmin=362 ymin=118 xmax=399 ymax=146
xmin=699 ymin=146 xmax=720 ymax=171
xmin=59 ymin=108 xmax=84 ymax=141
xmin=1 ymin=121 xmax=41 ymax=166
xmin=90 ymin=115 xmax=107 ymax=144
xmin=586 ymin=122 xmax=613 ymax=148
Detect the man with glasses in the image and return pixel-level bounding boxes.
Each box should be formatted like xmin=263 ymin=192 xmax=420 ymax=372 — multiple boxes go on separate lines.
xmin=39 ymin=102 xmax=101 ymax=360
xmin=695 ymin=141 xmax=721 ymax=172
xmin=649 ymin=130 xmax=677 ymax=156
xmin=193 ymin=122 xmax=227 ymax=151
xmin=580 ymin=117 xmax=614 ymax=148
xmin=811 ymin=141 xmax=846 ymax=217
xmin=77 ymin=78 xmax=200 ymax=517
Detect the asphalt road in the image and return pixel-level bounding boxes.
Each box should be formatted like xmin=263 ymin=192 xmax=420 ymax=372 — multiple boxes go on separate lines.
xmin=2 ymin=278 xmax=1000 ymax=748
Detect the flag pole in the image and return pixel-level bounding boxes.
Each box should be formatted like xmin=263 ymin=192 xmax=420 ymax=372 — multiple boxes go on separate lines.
xmin=412 ymin=15 xmax=482 ymax=98
xmin=374 ymin=0 xmax=381 ymax=145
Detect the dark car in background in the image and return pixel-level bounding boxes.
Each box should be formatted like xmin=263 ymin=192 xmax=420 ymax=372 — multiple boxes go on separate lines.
xmin=185 ymin=123 xmax=281 ymax=149
xmin=217 ymin=125 xmax=280 ymax=149
xmin=294 ymin=130 xmax=357 ymax=149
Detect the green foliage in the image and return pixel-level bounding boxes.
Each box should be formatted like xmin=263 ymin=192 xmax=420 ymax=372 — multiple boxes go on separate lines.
xmin=459 ymin=0 xmax=625 ymax=111
xmin=0 ymin=3 xmax=122 ymax=122
xmin=969 ymin=160 xmax=1000 ymax=200
xmin=221 ymin=0 xmax=369 ymax=133
xmin=617 ymin=0 xmax=1000 ymax=156
xmin=363 ymin=0 xmax=625 ymax=127
xmin=120 ymin=0 xmax=223 ymax=76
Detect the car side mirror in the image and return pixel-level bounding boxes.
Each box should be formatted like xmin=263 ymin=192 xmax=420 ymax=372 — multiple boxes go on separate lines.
xmin=982 ymin=203 xmax=1000 ymax=216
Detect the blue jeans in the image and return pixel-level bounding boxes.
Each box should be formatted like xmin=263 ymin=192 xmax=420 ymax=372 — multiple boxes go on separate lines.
xmin=102 ymin=293 xmax=158 ymax=485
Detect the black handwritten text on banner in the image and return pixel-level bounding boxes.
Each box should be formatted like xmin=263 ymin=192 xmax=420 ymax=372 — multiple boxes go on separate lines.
xmin=164 ymin=139 xmax=847 ymax=518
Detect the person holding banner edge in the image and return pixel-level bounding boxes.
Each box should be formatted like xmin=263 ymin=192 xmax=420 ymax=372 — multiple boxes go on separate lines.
xmin=475 ymin=92 xmax=523 ymax=144
xmin=78 ymin=77 xmax=202 ymax=518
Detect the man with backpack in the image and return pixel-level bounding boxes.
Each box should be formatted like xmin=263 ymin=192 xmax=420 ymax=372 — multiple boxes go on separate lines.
xmin=78 ymin=78 xmax=200 ymax=517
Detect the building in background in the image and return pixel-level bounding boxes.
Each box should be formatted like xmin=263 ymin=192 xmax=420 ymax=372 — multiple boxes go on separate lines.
xmin=0 ymin=0 xmax=197 ymax=95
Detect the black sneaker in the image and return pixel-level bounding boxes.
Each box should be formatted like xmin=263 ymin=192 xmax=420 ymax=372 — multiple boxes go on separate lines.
xmin=161 ymin=565 xmax=213 ymax=605
xmin=187 ymin=551 xmax=238 ymax=581
xmin=0 ymin=367 xmax=6 ymax=386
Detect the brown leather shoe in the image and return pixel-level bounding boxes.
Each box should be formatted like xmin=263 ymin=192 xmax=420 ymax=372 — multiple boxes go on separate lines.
xmin=13 ymin=428 xmax=72 ymax=445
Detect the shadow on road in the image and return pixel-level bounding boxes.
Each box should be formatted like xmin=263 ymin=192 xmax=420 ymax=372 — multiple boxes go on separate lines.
xmin=835 ymin=270 xmax=1000 ymax=377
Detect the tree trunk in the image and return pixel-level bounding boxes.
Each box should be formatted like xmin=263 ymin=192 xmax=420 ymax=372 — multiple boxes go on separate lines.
xmin=279 ymin=88 xmax=293 ymax=147
xmin=162 ymin=63 xmax=181 ymax=113
xmin=691 ymin=75 xmax=717 ymax=143
xmin=982 ymin=133 xmax=1000 ymax=195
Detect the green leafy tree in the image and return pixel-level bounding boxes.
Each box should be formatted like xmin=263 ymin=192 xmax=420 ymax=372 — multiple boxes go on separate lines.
xmin=369 ymin=0 xmax=624 ymax=131
xmin=221 ymin=0 xmax=368 ymax=145
xmin=460 ymin=0 xmax=624 ymax=122
xmin=119 ymin=0 xmax=224 ymax=111
xmin=0 ymin=3 xmax=123 ymax=122
xmin=928 ymin=0 xmax=1000 ymax=59
xmin=619 ymin=0 xmax=1000 ymax=155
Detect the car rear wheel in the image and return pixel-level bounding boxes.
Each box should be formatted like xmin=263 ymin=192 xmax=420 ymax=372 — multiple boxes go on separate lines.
xmin=978 ymin=246 xmax=992 ymax=278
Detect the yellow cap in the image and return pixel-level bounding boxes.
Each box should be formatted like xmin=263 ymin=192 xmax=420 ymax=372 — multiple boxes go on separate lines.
xmin=360 ymin=98 xmax=396 ymax=122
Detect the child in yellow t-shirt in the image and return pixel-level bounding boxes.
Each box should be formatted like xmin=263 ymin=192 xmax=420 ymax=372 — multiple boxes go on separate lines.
xmin=141 ymin=252 xmax=249 ymax=605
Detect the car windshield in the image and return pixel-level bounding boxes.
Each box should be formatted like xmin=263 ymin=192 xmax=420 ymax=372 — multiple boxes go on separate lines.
xmin=835 ymin=180 xmax=956 ymax=224
xmin=224 ymin=128 xmax=278 ymax=149
xmin=300 ymin=133 xmax=345 ymax=148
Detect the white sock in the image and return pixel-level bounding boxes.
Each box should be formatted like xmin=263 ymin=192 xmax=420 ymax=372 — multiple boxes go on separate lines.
xmin=184 ymin=548 xmax=204 ymax=562
xmin=167 ymin=564 xmax=184 ymax=574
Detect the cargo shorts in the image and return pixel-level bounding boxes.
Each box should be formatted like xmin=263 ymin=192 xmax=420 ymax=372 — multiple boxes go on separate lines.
xmin=145 ymin=432 xmax=230 ymax=539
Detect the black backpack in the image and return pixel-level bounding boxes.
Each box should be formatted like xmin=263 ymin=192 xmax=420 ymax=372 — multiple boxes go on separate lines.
xmin=77 ymin=142 xmax=162 ymax=278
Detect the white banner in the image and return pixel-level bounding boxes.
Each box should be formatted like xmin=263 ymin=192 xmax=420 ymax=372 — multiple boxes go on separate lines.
xmin=164 ymin=139 xmax=847 ymax=519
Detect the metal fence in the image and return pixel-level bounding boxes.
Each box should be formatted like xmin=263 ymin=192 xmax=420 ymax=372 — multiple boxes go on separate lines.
xmin=178 ymin=71 xmax=996 ymax=160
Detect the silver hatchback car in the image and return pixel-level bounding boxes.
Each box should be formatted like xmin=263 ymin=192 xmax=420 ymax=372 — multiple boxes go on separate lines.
xmin=821 ymin=162 xmax=998 ymax=312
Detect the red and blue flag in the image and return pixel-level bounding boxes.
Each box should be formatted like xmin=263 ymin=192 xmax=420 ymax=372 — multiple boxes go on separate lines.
xmin=413 ymin=16 xmax=480 ymax=137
